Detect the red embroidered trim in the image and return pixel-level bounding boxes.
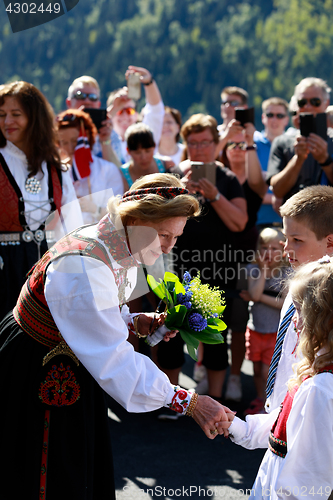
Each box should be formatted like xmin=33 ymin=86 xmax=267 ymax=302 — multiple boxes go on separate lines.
xmin=50 ymin=165 xmax=62 ymax=213
xmin=97 ymin=215 xmax=138 ymax=270
xmin=39 ymin=409 xmax=50 ymax=500
xmin=169 ymin=388 xmax=190 ymax=414
xmin=128 ymin=321 xmax=136 ymax=335
xmin=0 ymin=157 xmax=22 ymax=231
xmin=39 ymin=363 xmax=80 ymax=407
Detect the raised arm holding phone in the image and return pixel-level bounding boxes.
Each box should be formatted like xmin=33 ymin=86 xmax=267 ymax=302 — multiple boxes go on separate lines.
xmin=267 ymin=77 xmax=333 ymax=201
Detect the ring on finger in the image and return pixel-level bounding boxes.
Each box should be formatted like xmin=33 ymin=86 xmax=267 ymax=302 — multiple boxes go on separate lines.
xmin=210 ymin=429 xmax=218 ymax=435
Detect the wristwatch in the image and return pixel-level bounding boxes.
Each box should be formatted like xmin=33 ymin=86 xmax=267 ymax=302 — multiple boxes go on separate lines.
xmin=246 ymin=145 xmax=257 ymax=151
xmin=143 ymin=76 xmax=154 ymax=86
xmin=319 ymin=155 xmax=333 ymax=167
xmin=209 ymin=192 xmax=221 ymax=203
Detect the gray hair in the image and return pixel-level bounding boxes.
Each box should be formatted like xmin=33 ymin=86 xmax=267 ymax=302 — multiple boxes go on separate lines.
xmin=294 ymin=77 xmax=331 ymax=102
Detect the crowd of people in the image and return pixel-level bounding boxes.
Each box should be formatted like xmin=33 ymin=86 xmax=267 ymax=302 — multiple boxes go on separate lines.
xmin=1 ymin=69 xmax=333 ymax=498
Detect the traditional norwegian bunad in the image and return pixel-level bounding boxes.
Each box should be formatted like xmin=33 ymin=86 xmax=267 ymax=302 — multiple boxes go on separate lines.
xmin=0 ymin=214 xmax=194 ymax=500
xmin=0 ymin=141 xmax=82 ymax=319
xmin=228 ymin=366 xmax=333 ymax=499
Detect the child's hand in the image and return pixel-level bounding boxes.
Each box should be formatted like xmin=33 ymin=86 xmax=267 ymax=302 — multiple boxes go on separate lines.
xmin=214 ymin=410 xmax=236 ymax=438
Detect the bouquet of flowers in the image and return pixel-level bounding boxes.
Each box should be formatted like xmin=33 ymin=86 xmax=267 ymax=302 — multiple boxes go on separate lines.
xmin=146 ymin=271 xmax=226 ymax=360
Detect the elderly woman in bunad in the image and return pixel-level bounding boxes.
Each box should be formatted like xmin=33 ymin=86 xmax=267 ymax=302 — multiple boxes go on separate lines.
xmin=0 ymin=81 xmax=82 ymax=320
xmin=0 ymin=173 xmax=232 ymax=500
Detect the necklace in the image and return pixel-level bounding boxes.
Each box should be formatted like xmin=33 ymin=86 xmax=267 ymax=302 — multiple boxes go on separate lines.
xmin=25 ymin=175 xmax=41 ymax=194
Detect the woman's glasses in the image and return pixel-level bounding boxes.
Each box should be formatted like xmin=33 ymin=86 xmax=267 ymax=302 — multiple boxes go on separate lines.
xmin=116 ymin=107 xmax=136 ymax=116
xmin=297 ymin=97 xmax=322 ymax=108
xmin=226 ymin=141 xmax=247 ymax=151
xmin=187 ymin=140 xmax=214 ymax=149
xmin=265 ymin=113 xmax=287 ymax=119
xmin=72 ymin=91 xmax=99 ymax=102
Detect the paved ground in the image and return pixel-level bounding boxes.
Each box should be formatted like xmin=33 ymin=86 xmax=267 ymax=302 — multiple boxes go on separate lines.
xmin=107 ymin=341 xmax=266 ymax=500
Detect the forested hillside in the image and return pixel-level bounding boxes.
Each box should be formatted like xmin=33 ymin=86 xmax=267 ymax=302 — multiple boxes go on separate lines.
xmin=1 ymin=0 xmax=333 ymax=123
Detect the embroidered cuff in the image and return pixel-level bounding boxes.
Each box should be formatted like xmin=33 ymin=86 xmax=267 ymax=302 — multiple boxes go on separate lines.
xmin=164 ymin=386 xmax=194 ymax=415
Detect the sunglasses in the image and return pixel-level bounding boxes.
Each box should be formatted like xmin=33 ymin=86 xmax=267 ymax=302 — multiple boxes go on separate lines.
xmin=221 ymin=100 xmax=241 ymax=107
xmin=73 ymin=91 xmax=99 ymax=102
xmin=226 ymin=141 xmax=247 ymax=151
xmin=265 ymin=113 xmax=287 ymax=119
xmin=116 ymin=107 xmax=136 ymax=116
xmin=297 ymin=97 xmax=322 ymax=108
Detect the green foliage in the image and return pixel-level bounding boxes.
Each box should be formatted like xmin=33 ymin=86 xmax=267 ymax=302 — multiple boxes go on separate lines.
xmin=1 ymin=0 xmax=333 ymax=125
xmin=147 ymin=271 xmax=225 ymax=360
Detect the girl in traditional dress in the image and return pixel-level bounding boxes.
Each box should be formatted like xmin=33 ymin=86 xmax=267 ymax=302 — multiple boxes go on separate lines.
xmin=0 ymin=81 xmax=82 ymax=320
xmin=218 ymin=256 xmax=333 ymax=499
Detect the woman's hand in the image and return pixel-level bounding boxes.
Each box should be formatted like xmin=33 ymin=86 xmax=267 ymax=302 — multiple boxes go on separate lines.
xmin=196 ymin=178 xmax=218 ymax=200
xmin=136 ymin=313 xmax=178 ymax=340
xmin=222 ymin=119 xmax=244 ymax=142
xmin=192 ymin=396 xmax=236 ymax=439
xmin=107 ymin=87 xmax=131 ymax=117
xmin=126 ymin=65 xmax=152 ymax=85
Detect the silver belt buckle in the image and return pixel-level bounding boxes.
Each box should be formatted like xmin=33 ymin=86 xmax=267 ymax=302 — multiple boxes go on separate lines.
xmin=22 ymin=230 xmax=34 ymax=243
xmin=34 ymin=229 xmax=45 ymax=242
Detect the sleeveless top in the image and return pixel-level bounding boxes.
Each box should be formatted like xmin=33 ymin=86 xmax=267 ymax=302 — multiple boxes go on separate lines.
xmin=120 ymin=156 xmax=165 ymax=187
xmin=0 ymin=152 xmax=63 ymax=232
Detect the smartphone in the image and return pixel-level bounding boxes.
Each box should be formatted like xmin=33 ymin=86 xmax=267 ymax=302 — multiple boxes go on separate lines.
xmin=127 ymin=73 xmax=141 ymax=101
xmin=235 ymin=107 xmax=255 ymax=126
xmin=299 ymin=112 xmax=327 ymax=140
xmin=84 ymin=108 xmax=107 ymax=131
xmin=190 ymin=162 xmax=216 ymax=185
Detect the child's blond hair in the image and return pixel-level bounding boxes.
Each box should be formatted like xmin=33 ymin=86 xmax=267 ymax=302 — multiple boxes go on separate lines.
xmin=288 ymin=257 xmax=333 ymax=390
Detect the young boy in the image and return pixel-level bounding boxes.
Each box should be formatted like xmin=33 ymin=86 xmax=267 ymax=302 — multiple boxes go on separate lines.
xmin=265 ymin=185 xmax=333 ymax=413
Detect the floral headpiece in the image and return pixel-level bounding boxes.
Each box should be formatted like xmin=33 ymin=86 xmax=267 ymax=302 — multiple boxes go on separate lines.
xmin=120 ymin=186 xmax=189 ymax=204
xmin=318 ymin=255 xmax=331 ymax=264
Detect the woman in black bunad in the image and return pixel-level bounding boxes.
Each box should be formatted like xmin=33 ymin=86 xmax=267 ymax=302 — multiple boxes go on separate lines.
xmin=0 ymin=172 xmax=232 ymax=500
xmin=0 ymin=81 xmax=82 ymax=320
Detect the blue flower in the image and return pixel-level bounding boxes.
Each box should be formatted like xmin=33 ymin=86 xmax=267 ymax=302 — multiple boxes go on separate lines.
xmin=183 ymin=271 xmax=192 ymax=284
xmin=188 ymin=312 xmax=207 ymax=332
xmin=177 ymin=292 xmax=193 ymax=306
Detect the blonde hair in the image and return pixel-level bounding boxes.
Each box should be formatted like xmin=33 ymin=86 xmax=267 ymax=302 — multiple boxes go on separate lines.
xmin=288 ymin=258 xmax=333 ymax=390
xmin=68 ymin=76 xmax=100 ymax=99
xmin=107 ymin=173 xmax=201 ymax=229
xmin=280 ymin=185 xmax=333 ymax=240
xmin=262 ymin=97 xmax=288 ymax=113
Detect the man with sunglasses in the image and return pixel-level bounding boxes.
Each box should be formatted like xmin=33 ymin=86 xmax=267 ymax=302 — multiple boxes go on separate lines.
xmin=66 ymin=76 xmax=119 ymax=166
xmin=254 ymin=97 xmax=289 ymax=228
xmin=216 ymin=86 xmax=249 ymax=157
xmin=267 ymin=77 xmax=333 ymax=202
